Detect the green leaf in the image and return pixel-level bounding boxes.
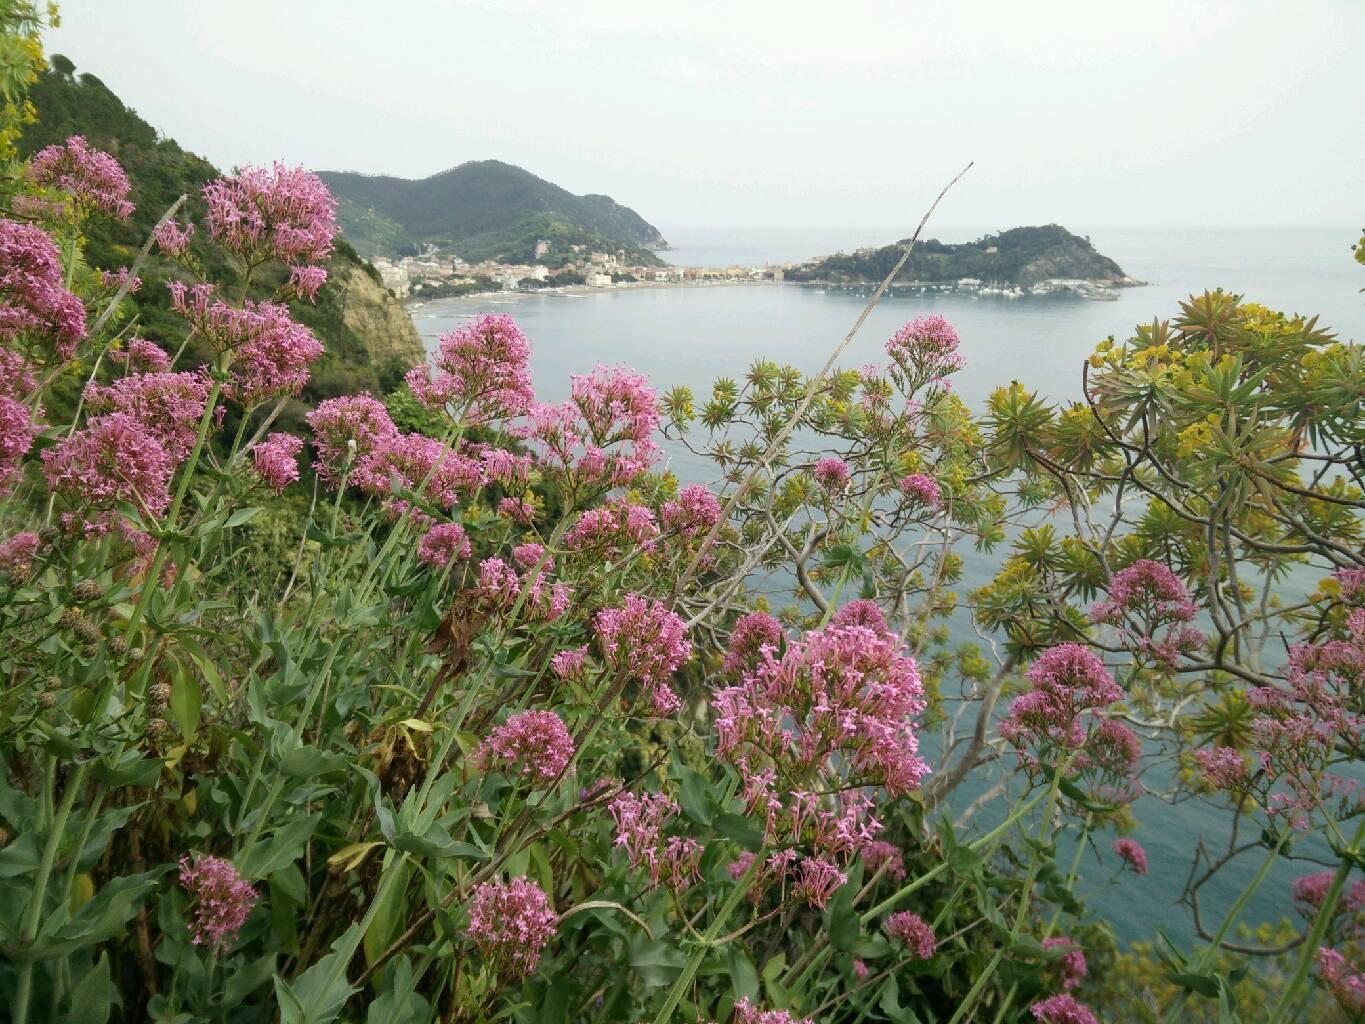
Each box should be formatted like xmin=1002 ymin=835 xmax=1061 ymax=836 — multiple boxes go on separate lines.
xmin=280 ymin=745 xmax=349 ymax=779
xmin=224 ymin=506 xmax=263 ymax=528
xmin=219 ymin=955 xmax=276 ymax=1012
xmin=673 ymin=759 xmax=713 ymax=827
xmin=714 ymin=812 xmax=764 ymax=850
xmin=286 ymin=924 xmax=363 ymax=1024
xmin=826 ymin=885 xmax=859 ymax=951
xmin=26 ymin=870 xmax=163 ymax=961
xmin=61 ymin=952 xmax=116 ymax=1024
xmin=627 ymin=935 xmax=686 ymax=987
xmin=239 ymin=815 xmax=321 ymax=881
xmin=727 ymin=947 xmax=759 ymax=1000
xmin=168 ymin=661 xmax=202 ymax=741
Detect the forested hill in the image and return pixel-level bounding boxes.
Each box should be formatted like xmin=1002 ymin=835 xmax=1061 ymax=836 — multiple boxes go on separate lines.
xmin=318 ymin=160 xmax=668 ymax=265
xmin=19 ymin=55 xmax=425 ymax=423
xmin=785 ymin=225 xmax=1137 ymax=288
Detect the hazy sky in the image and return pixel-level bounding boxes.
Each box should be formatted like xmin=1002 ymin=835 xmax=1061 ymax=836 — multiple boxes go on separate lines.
xmin=48 ymin=1 xmax=1363 ymax=231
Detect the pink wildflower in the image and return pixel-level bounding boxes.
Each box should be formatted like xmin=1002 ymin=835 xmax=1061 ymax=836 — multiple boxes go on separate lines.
xmin=353 ymin=433 xmax=483 ymax=512
xmin=287 ymin=264 xmax=328 ymax=301
xmin=178 ymin=854 xmax=256 ymax=949
xmin=406 ymin=313 xmax=534 ymax=424
xmin=519 ymin=364 xmax=660 ymax=493
xmin=550 ymin=646 xmax=588 ymax=681
xmin=660 ymin=484 xmax=721 ymax=538
xmin=723 ymin=611 xmax=783 ymax=676
xmin=1336 ymin=568 xmax=1365 ymax=605
xmin=791 ymin=856 xmax=846 ymax=909
xmin=861 ymin=840 xmax=906 ymax=882
xmin=153 ymin=218 xmax=194 ymax=256
xmin=0 ymin=531 xmax=39 ymax=573
xmin=884 ymin=911 xmax=936 ymax=959
xmin=417 ymin=522 xmax=471 ymax=569
xmin=886 ymin=314 xmax=964 ymax=386
xmin=0 ymin=395 xmax=35 ymax=492
xmin=306 ymin=393 xmax=398 ymax=484
xmin=1317 ymin=947 xmax=1365 ymax=1015
xmin=1030 ymin=995 xmax=1099 ymax=1024
xmin=465 ymin=877 xmax=557 ymax=978
xmin=476 ymin=710 xmax=574 ymax=785
xmin=43 ymin=413 xmax=174 ymax=520
xmin=479 ymin=446 xmax=532 ymax=486
xmin=713 ymin=621 xmax=929 ymax=795
xmin=733 ymin=999 xmax=813 ymax=1024
xmin=1194 ymin=746 xmax=1247 ymax=791
xmin=1000 ymin=644 xmax=1123 ymax=754
xmin=563 ymin=501 xmax=659 ymax=556
xmin=0 ymin=217 xmax=87 ymax=358
xmin=1091 ymin=559 xmax=1197 ymax=626
xmin=0 ymin=348 xmax=36 ymax=398
xmin=660 ymin=836 xmax=704 ymax=892
xmin=593 ymin=593 xmax=692 ymax=717
xmin=812 ymin=457 xmax=851 ymax=492
xmin=830 ymin=599 xmax=892 ymax=636
xmin=99 ymin=267 xmax=141 ymax=293
xmin=110 ymin=338 xmax=170 ymax=375
xmin=898 ymin=472 xmax=941 ymax=508
xmin=498 ymin=496 xmax=536 ymax=523
xmin=83 ymin=371 xmax=211 ymax=462
xmin=608 ymin=790 xmax=679 ymax=883
xmin=28 ymin=135 xmax=133 ymax=219
xmin=1042 ymin=936 xmax=1087 ymax=990
xmin=1292 ymin=872 xmax=1365 ymax=916
xmin=1111 ymin=837 xmax=1148 ymax=875
xmin=250 ymin=432 xmax=303 ymax=493
xmin=853 ymin=958 xmax=869 ymax=980
xmin=202 ymin=163 xmax=336 ymax=266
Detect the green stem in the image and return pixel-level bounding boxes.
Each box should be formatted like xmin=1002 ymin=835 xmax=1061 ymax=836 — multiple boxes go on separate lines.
xmin=1266 ymin=815 xmax=1365 ymax=1023
xmin=12 ymin=763 xmax=88 ymax=1024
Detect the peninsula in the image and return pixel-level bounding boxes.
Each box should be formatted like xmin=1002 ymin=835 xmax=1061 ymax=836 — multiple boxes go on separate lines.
xmin=785 ymin=224 xmax=1143 ymax=298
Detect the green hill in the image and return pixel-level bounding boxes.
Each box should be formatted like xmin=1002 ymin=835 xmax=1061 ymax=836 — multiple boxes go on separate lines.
xmin=785 ymin=225 xmax=1137 ymax=288
xmin=19 ymin=55 xmax=426 ymax=427
xmin=318 ymin=160 xmax=667 ymax=265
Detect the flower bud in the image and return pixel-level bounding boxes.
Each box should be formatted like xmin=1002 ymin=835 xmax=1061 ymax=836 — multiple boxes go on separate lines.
xmin=80 ymin=642 xmax=99 ymax=659
xmin=5 ymin=564 xmax=27 ymax=587
xmin=74 ymin=618 xmax=101 ymax=644
xmin=147 ymin=682 xmax=171 ymax=712
xmin=128 ymin=647 xmax=145 ymax=662
xmin=108 ymin=637 xmax=129 ymax=658
xmin=39 ymin=691 xmax=57 ymax=709
xmin=73 ymin=579 xmax=103 ymax=602
xmin=37 ymin=526 xmax=58 ymax=544
xmin=146 ymin=717 xmax=169 ymax=740
xmin=46 ymin=674 xmax=61 ymax=691
xmin=58 ymin=608 xmax=81 ymax=630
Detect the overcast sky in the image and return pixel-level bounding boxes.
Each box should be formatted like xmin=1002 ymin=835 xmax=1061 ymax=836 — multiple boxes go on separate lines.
xmin=47 ymin=1 xmax=1363 ymax=231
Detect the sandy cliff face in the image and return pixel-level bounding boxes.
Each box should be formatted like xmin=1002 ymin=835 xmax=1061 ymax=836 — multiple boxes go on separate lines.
xmin=331 ymin=259 xmax=426 ymax=368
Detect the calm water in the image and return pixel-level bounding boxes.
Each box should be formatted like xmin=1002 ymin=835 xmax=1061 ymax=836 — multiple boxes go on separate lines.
xmin=412 ymin=227 xmax=1362 ymax=945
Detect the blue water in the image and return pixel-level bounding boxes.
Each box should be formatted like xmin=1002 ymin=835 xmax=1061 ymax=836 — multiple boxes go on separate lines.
xmin=411 ymin=227 xmax=1363 ymax=947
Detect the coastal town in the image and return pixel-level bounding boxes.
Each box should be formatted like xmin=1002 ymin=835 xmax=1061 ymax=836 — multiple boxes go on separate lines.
xmin=374 ymin=241 xmax=1130 ymax=303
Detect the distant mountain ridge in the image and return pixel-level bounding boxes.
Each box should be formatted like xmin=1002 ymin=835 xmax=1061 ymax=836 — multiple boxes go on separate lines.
xmin=785 ymin=225 xmax=1137 ymax=288
xmin=318 ymin=160 xmax=667 ymax=265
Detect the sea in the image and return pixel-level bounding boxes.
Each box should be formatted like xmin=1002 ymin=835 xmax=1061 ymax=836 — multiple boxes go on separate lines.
xmin=410 ymin=226 xmax=1364 ymax=947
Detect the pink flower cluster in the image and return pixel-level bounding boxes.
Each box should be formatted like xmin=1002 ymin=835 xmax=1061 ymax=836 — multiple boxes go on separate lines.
xmin=1292 ymin=871 xmax=1365 ymax=918
xmin=28 ymin=135 xmax=134 ymax=219
xmin=593 ymin=593 xmax=692 ymax=716
xmin=178 ymin=854 xmax=256 ymax=948
xmin=1030 ymin=994 xmax=1098 ymax=1024
xmin=1317 ymin=947 xmax=1365 ymax=1015
xmin=609 ymin=790 xmax=698 ymax=888
xmin=792 ymin=856 xmax=847 ymax=909
xmin=519 ymin=364 xmax=660 ymax=494
xmin=884 ymin=911 xmax=937 ymax=959
xmin=355 ymin=434 xmax=484 ymax=516
xmin=1000 ymin=644 xmax=1124 ymax=754
xmin=1111 ymin=837 xmax=1148 ymax=875
xmin=465 ymin=877 xmax=558 ymax=978
xmin=1193 ymin=746 xmax=1247 ymax=791
xmin=550 ymin=646 xmax=588 ymax=680
xmin=886 ymin=314 xmax=965 ymax=388
xmin=812 ymin=457 xmax=851 ymax=492
xmin=43 ymin=412 xmax=175 ymax=523
xmin=898 ymin=472 xmax=942 ymax=508
xmin=660 ymin=484 xmax=721 ymax=539
xmin=0 ymin=396 xmax=35 ymax=493
xmin=0 ymin=348 xmax=36 ymax=398
xmin=1090 ymin=559 xmax=1204 ymax=669
xmin=153 ymin=218 xmax=194 ymax=257
xmin=306 ymin=393 xmax=398 ymax=483
xmin=417 ymin=522 xmax=471 ymax=569
xmin=477 ymin=556 xmax=571 ymax=622
xmin=406 ymin=314 xmax=535 ymax=424
xmin=0 ymin=531 xmax=39 ymax=573
xmin=476 ymin=710 xmax=574 ymax=784
xmin=861 ymin=840 xmax=906 ymax=882
xmin=563 ymin=500 xmax=658 ymax=557
xmin=733 ymin=999 xmax=813 ymax=1024
xmin=1042 ymin=936 xmax=1088 ymax=990
xmin=202 ymin=163 xmax=336 ymax=284
xmin=722 ymin=611 xmax=783 ymax=676
xmin=169 ymin=287 xmax=324 ymax=404
xmin=0 ymin=217 xmax=87 ymax=358
xmin=110 ymin=338 xmax=170 ymax=375
xmin=83 ymin=371 xmax=210 ymax=462
xmin=713 ymin=619 xmax=930 ymax=795
xmin=250 ymin=433 xmax=303 ymax=493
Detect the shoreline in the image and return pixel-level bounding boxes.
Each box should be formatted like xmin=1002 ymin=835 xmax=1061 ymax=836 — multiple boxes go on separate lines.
xmin=405 ymin=277 xmax=781 ymax=306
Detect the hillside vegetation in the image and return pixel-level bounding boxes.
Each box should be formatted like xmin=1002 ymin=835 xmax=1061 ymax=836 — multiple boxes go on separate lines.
xmin=19 ymin=55 xmax=425 ymax=427
xmin=786 ymin=224 xmax=1136 ymax=287
xmin=319 ymin=159 xmax=667 ymax=264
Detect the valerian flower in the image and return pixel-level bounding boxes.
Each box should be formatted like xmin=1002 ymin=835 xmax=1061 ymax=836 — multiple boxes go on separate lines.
xmin=178 ymin=854 xmax=256 ymax=950
xmin=464 ymin=877 xmax=557 ymax=978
